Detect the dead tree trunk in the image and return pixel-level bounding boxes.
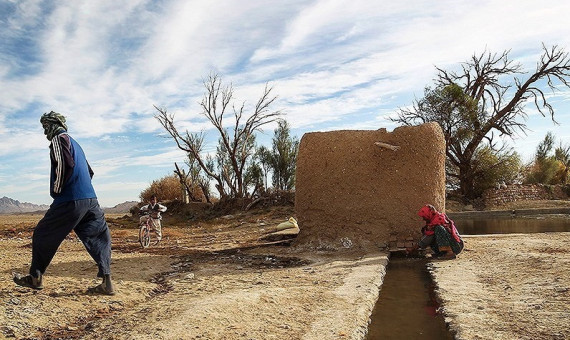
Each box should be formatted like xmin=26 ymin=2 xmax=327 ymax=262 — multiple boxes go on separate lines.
xmin=174 ymin=162 xmax=196 ymax=203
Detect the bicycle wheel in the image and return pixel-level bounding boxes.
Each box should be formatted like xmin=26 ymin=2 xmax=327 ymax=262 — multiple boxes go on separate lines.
xmin=139 ymin=225 xmax=151 ymax=248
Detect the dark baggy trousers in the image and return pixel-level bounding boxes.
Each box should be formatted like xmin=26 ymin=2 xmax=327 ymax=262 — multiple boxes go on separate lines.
xmin=30 ymin=198 xmax=111 ymax=278
xmin=419 ymin=225 xmax=464 ymax=255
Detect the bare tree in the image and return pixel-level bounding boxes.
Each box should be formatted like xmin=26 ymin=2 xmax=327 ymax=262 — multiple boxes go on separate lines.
xmin=174 ymin=162 xmax=198 ymax=203
xmin=185 ymin=153 xmax=213 ymax=203
xmin=155 ymin=73 xmax=282 ymax=199
xmin=392 ymin=44 xmax=570 ymax=200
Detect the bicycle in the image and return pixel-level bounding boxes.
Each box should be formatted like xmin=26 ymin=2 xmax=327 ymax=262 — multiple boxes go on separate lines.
xmin=138 ymin=214 xmax=153 ymax=248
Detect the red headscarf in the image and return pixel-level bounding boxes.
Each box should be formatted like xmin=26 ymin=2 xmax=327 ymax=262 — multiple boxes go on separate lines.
xmin=417 ymin=204 xmax=462 ymax=243
xmin=418 ymin=204 xmax=438 ymax=223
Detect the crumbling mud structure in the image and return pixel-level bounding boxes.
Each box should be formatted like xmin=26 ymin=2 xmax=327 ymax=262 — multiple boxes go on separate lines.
xmin=294 ymin=122 xmax=446 ymax=250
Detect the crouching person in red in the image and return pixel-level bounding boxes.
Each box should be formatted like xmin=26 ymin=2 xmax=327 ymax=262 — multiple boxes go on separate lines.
xmin=412 ymin=204 xmax=464 ymax=259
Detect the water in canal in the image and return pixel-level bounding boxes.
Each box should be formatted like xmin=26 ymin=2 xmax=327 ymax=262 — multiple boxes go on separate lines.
xmin=456 ymin=214 xmax=570 ymax=235
xmin=366 ymin=215 xmax=570 ymax=339
xmin=366 ymin=256 xmax=452 ymax=340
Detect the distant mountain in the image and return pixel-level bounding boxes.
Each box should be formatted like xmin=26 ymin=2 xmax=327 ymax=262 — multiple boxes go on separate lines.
xmin=0 ymin=196 xmax=49 ymax=214
xmin=104 ymin=201 xmax=139 ymax=214
xmin=0 ymin=197 xmax=139 ymax=215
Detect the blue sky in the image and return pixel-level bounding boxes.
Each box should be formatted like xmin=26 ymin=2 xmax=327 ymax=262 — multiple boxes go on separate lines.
xmin=1 ymin=0 xmax=570 ymax=207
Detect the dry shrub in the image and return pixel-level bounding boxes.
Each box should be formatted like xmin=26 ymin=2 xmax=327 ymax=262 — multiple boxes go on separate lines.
xmin=140 ymin=174 xmax=183 ymax=202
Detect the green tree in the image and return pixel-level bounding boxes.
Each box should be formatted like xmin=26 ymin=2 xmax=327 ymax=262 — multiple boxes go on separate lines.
xmin=469 ymin=146 xmax=522 ymax=197
xmin=526 ymin=132 xmax=570 ymax=185
xmin=155 ymin=73 xmax=282 ymax=199
xmin=244 ymin=161 xmax=264 ymax=198
xmin=525 ymin=132 xmax=559 ymax=184
xmin=268 ymin=120 xmax=299 ymax=191
xmin=255 ymin=145 xmax=273 ymax=191
xmin=392 ymin=45 xmax=570 ymax=200
xmin=554 ymin=143 xmax=570 ymax=184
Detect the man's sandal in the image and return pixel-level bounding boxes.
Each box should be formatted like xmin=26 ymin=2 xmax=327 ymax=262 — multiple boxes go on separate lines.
xmin=13 ymin=273 xmax=43 ymax=290
xmin=87 ymin=283 xmax=116 ymax=296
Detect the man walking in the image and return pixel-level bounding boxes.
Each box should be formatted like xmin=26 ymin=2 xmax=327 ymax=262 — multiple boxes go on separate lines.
xmin=13 ymin=111 xmax=115 ymax=295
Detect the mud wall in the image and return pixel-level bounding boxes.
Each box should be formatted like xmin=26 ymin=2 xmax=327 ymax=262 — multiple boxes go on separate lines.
xmin=294 ymin=122 xmax=446 ymax=250
xmin=482 ymin=184 xmax=569 ymax=208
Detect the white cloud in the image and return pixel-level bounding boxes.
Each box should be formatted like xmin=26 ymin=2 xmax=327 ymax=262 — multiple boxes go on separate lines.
xmin=0 ymin=130 xmax=47 ymax=156
xmin=2 ymin=0 xmax=570 ymax=205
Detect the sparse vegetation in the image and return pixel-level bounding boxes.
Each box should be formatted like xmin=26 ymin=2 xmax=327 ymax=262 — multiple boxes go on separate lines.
xmin=267 ymin=120 xmax=299 ymax=191
xmin=468 ymin=146 xmax=522 ymax=197
xmin=139 ymin=174 xmax=186 ymax=202
xmin=393 ymin=45 xmax=570 ymax=201
xmin=525 ymin=132 xmax=570 ymax=185
xmin=155 ymin=73 xmax=282 ymax=200
xmin=153 ymin=74 xmax=302 ymax=208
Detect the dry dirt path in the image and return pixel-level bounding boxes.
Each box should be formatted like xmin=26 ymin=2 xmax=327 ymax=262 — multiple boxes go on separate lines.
xmin=1 ymin=236 xmax=388 ymax=339
xmin=1 ymin=213 xmax=389 ymax=340
xmin=430 ymin=232 xmax=570 ymax=340
xmin=2 ymin=211 xmax=570 ymax=339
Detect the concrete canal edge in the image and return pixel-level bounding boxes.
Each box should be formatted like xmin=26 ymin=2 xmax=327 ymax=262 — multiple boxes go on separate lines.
xmin=304 ymin=207 xmax=569 ymax=339
xmin=302 ymin=253 xmax=389 ymax=340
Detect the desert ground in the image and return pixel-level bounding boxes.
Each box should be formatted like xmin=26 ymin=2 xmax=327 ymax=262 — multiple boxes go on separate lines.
xmin=1 ymin=200 xmax=569 ymax=340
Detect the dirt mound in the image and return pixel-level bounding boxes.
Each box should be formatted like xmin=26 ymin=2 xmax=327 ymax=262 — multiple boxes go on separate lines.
xmin=294 ymin=123 xmax=446 ymax=250
xmin=162 ymin=193 xmax=295 ymax=222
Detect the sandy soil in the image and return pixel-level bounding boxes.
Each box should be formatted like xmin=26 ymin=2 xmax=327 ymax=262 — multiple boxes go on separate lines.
xmin=1 ymin=203 xmax=569 ymax=340
xmin=430 ymin=232 xmax=570 ymax=340
xmin=0 ymin=207 xmax=388 ymax=340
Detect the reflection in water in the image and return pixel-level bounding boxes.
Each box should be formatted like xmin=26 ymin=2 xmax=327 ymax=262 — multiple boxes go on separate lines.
xmin=455 ymin=215 xmax=570 ymax=235
xmin=366 ymin=258 xmax=453 ymax=340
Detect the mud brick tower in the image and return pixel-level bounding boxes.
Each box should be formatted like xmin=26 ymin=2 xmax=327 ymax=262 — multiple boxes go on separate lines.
xmin=294 ymin=122 xmax=446 ymax=250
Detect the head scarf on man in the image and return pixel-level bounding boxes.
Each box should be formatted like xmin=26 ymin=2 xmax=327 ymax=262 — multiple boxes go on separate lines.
xmin=40 ymin=111 xmax=67 ymax=141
